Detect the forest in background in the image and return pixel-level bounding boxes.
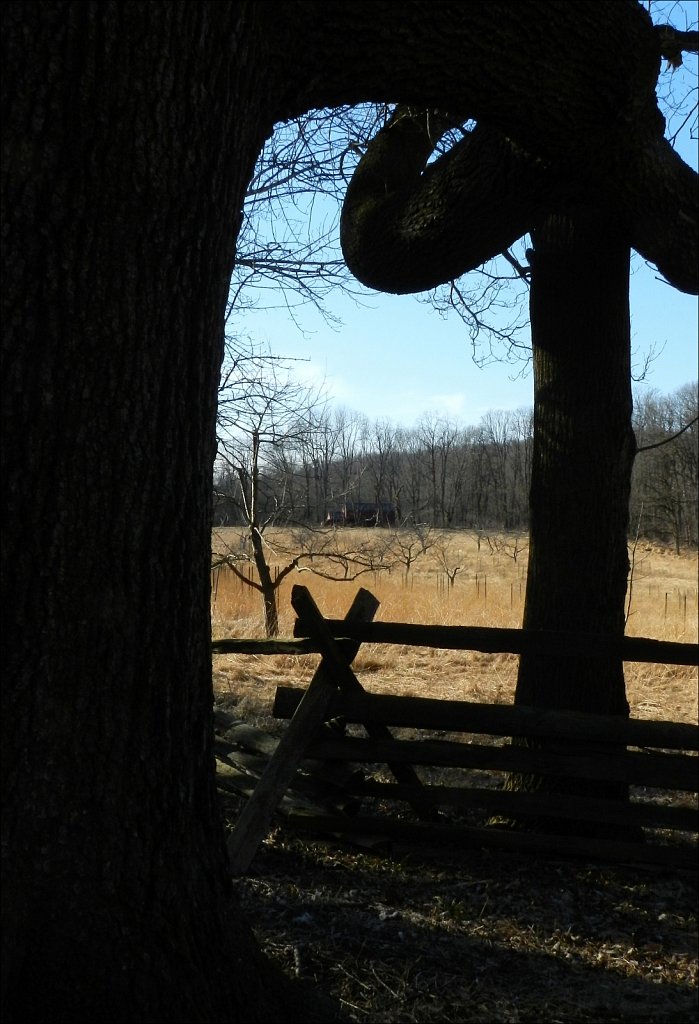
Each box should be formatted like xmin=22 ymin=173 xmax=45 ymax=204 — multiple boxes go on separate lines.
xmin=214 ymin=380 xmax=698 ymax=552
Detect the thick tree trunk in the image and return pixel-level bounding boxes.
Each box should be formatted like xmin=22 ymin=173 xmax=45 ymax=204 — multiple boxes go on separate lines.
xmin=509 ymin=207 xmax=636 ymax=812
xmin=517 ymin=208 xmax=635 ymax=714
xmin=1 ymin=4 xmax=299 ymax=1020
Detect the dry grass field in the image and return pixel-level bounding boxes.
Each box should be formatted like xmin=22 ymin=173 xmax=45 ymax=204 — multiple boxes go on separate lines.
xmin=211 ymin=527 xmax=698 ymax=725
xmin=211 ymin=528 xmax=698 ymax=1023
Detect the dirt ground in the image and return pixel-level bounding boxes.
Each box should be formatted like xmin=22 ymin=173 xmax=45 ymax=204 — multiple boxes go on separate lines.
xmin=217 ymin=745 xmax=698 ymax=1023
xmin=218 ymin=775 xmax=697 ymax=1023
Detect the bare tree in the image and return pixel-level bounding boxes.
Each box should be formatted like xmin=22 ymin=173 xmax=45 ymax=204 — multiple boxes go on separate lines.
xmin=416 ymin=413 xmax=471 ymax=527
xmin=332 ymin=405 xmax=369 ymax=504
xmin=215 ymin=341 xmax=405 ymax=631
xmin=433 ymin=533 xmax=465 ymax=588
xmin=229 ymin=105 xmax=388 ymax=327
xmin=285 ymin=524 xmax=396 ymax=581
xmin=387 ymin=520 xmax=438 ymax=584
xmin=364 ymin=418 xmax=400 ymax=510
xmin=485 ymin=532 xmax=529 ymax=566
xmin=215 ymin=339 xmax=327 ymax=634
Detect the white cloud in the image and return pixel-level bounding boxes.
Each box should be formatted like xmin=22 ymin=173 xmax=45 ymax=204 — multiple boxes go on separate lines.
xmin=425 ymin=393 xmax=467 ymax=417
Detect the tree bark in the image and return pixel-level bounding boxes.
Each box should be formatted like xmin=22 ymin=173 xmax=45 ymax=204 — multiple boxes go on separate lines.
xmin=506 ymin=208 xmax=636 ymax=818
xmin=516 ymin=208 xmax=635 ymax=717
xmin=247 ymin=430 xmax=281 ymax=636
xmin=1 ymin=3 xmax=297 ymax=1020
xmin=251 ymin=528 xmax=281 ymax=637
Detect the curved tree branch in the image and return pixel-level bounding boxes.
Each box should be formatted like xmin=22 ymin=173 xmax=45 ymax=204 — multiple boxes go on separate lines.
xmin=619 ymin=134 xmax=698 ymax=295
xmin=341 ymin=102 xmax=698 ymax=298
xmin=340 ymin=106 xmax=556 ymax=294
xmin=636 ymin=414 xmax=698 ymax=453
xmin=322 ymin=1 xmax=697 ymax=300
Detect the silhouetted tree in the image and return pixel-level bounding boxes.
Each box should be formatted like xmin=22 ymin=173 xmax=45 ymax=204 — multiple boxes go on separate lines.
xmin=216 ymin=341 xmax=326 ymax=634
xmin=339 ymin=16 xmax=696 ymax=761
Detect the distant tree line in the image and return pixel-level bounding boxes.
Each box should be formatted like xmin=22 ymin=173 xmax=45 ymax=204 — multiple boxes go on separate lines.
xmin=214 ymin=381 xmax=697 ymax=549
xmin=631 ymin=382 xmax=698 ymax=552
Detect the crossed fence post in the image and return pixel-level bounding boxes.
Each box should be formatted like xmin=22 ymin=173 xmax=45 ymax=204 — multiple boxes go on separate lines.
xmin=227 ymin=584 xmax=433 ymax=875
xmin=226 ymin=586 xmax=379 ymax=875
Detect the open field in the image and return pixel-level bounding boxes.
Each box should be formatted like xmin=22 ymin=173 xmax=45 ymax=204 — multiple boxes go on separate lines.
xmin=211 ymin=527 xmax=698 ymax=725
xmin=212 ymin=529 xmax=697 ymax=1022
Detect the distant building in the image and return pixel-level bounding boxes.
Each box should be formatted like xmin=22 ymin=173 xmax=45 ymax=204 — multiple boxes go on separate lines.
xmin=325 ymin=500 xmax=397 ymax=527
xmin=324 ymin=509 xmax=345 ymax=526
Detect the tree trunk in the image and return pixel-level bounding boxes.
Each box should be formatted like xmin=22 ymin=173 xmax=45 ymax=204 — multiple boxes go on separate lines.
xmin=246 ymin=429 xmax=280 ymax=636
xmin=509 ymin=207 xmax=636 ymax=812
xmin=1 ymin=4 xmax=299 ymax=1020
xmin=251 ymin=528 xmax=280 ymax=637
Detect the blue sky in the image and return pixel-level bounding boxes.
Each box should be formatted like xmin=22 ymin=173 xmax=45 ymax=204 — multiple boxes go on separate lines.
xmin=230 ymin=7 xmax=698 ymax=428
xmin=240 ymin=259 xmax=697 ymax=426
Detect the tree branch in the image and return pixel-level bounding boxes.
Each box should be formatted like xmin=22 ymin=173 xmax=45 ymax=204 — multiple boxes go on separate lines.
xmin=340 ymin=107 xmax=554 ymax=294
xmin=636 ymin=414 xmax=698 ymax=453
xmin=655 ymin=25 xmax=699 ymax=68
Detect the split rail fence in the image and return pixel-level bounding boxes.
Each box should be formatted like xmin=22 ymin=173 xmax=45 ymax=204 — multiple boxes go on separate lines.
xmin=213 ymin=585 xmax=698 ymax=876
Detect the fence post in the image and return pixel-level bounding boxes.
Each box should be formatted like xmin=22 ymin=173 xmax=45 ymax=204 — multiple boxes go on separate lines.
xmin=226 ymin=587 xmax=379 ymax=876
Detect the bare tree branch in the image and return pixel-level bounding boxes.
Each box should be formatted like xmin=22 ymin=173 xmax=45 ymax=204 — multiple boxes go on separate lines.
xmin=636 ymin=413 xmax=699 ymax=451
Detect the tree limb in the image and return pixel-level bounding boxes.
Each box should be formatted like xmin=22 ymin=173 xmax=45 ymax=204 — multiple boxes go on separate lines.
xmin=655 ymin=24 xmax=699 ymax=68
xmin=340 ymin=107 xmax=554 ymax=294
xmin=636 ymin=414 xmax=698 ymax=453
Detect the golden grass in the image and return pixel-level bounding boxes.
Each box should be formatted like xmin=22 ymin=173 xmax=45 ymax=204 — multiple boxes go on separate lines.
xmin=211 ymin=528 xmax=698 ymax=725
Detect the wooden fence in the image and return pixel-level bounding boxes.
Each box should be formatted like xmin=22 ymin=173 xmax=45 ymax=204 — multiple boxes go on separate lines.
xmin=214 ymin=585 xmax=698 ymax=876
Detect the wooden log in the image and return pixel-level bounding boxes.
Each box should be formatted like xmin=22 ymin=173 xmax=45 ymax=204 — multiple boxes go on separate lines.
xmin=282 ymin=813 xmax=698 ymax=871
xmin=212 ymin=637 xmax=318 ymax=655
xmin=273 ymin=686 xmax=699 ymax=751
xmin=216 ymin=760 xmax=350 ymax=816
xmin=292 ymin=585 xmax=436 ymax=821
xmin=346 ymin=780 xmax=698 ymax=832
xmin=303 ymin=735 xmax=699 ymax=791
xmin=226 ymin=587 xmax=379 ymax=875
xmin=291 ymin=620 xmax=698 ymax=666
xmin=213 ymin=631 xmax=698 ymax=667
xmin=215 ymin=732 xmax=362 ymax=799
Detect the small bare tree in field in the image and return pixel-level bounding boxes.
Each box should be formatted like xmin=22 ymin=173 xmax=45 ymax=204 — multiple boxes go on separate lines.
xmin=212 ymin=523 xmax=397 ymax=634
xmin=485 ymin=533 xmax=529 ymax=565
xmin=387 ymin=521 xmax=439 ymax=584
xmin=215 ymin=339 xmax=327 ymax=635
xmin=433 ymin=534 xmax=464 ymax=588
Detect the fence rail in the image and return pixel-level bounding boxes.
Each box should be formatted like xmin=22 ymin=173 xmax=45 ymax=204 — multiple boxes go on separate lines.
xmin=217 ymin=585 xmax=698 ymax=875
xmin=272 ymin=687 xmax=699 ymax=750
xmin=213 ymin=626 xmax=697 ymax=665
